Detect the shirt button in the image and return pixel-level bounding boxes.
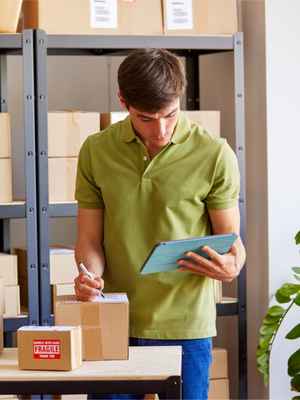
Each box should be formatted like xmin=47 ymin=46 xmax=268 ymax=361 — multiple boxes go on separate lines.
xmin=143 ymin=156 xmax=148 ymax=161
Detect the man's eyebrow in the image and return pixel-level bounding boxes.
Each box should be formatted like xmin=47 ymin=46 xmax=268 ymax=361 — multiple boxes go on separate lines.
xmin=137 ymin=108 xmax=178 ymax=119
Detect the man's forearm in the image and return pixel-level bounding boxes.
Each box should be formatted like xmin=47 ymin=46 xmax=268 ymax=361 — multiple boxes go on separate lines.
xmin=75 ymin=240 xmax=105 ymax=277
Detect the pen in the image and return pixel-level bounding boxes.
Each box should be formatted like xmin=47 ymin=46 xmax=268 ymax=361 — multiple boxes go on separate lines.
xmin=78 ymin=262 xmax=105 ymax=298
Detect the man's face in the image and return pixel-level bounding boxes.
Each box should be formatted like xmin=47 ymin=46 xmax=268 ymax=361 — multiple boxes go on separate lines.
xmin=125 ymin=98 xmax=180 ymax=150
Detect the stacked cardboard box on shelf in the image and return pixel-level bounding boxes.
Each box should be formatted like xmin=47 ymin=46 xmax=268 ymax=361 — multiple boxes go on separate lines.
xmin=0 ymin=0 xmax=23 ymax=33
xmin=209 ymin=348 xmax=230 ymax=399
xmin=0 ymin=254 xmax=20 ymax=317
xmin=0 ymin=114 xmax=13 ymax=203
xmin=48 ymin=112 xmax=100 ymax=203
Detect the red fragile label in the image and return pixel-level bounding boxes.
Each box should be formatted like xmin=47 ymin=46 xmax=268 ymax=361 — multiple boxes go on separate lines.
xmin=33 ymin=340 xmax=61 ymax=359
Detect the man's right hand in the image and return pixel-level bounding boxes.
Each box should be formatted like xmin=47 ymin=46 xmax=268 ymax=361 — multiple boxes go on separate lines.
xmin=74 ymin=272 xmax=105 ymax=301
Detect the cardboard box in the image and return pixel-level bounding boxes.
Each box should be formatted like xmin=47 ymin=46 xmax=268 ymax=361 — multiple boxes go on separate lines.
xmin=22 ymin=0 xmax=163 ymax=35
xmin=48 ymin=112 xmax=100 ymax=157
xmin=0 ymin=278 xmax=4 ymax=353
xmin=211 ymin=348 xmax=228 ymax=379
xmin=16 ymin=247 xmax=78 ymax=308
xmin=4 ymin=285 xmax=20 ymax=317
xmin=184 ymin=111 xmax=220 ymax=137
xmin=208 ymin=379 xmax=230 ymax=399
xmin=0 ymin=0 xmax=23 ymax=33
xmin=18 ymin=325 xmax=82 ymax=371
xmin=49 ymin=158 xmax=77 ymax=203
xmin=55 ymin=294 xmax=129 ymax=361
xmin=54 ymin=396 xmax=87 ymax=400
xmin=100 ymin=112 xmax=129 ymax=130
xmin=0 ymin=253 xmax=18 ymax=286
xmin=0 ymin=113 xmax=11 ymax=158
xmin=53 ymin=283 xmax=76 ymax=306
xmin=0 ymin=159 xmax=13 ymax=203
xmin=163 ymin=0 xmax=238 ymax=35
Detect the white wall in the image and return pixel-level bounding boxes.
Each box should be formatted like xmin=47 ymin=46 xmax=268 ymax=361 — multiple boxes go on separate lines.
xmin=265 ymin=1 xmax=300 ymax=398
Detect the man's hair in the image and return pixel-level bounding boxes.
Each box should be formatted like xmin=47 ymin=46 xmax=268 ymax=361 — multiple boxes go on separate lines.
xmin=118 ymin=48 xmax=186 ymax=112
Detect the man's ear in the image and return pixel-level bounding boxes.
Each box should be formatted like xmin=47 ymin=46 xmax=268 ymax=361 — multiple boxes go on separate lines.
xmin=118 ymin=92 xmax=128 ymax=110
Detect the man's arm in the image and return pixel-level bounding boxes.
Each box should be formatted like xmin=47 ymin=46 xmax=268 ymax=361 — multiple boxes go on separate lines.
xmin=177 ymin=206 xmax=246 ymax=282
xmin=74 ymin=208 xmax=106 ymax=300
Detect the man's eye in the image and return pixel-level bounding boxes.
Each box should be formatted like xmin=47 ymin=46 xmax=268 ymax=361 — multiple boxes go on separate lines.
xmin=167 ymin=113 xmax=176 ymax=118
xmin=140 ymin=118 xmax=152 ymax=122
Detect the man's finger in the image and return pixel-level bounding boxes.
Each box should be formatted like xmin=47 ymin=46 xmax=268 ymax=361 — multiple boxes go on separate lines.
xmin=200 ymin=246 xmax=223 ymax=264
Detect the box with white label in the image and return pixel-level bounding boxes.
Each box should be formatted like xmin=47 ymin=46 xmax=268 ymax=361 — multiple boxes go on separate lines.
xmin=4 ymin=285 xmax=20 ymax=317
xmin=48 ymin=112 xmax=100 ymax=157
xmin=0 ymin=159 xmax=13 ymax=203
xmin=55 ymin=294 xmax=129 ymax=361
xmin=18 ymin=325 xmax=82 ymax=371
xmin=22 ymin=0 xmax=163 ymax=35
xmin=49 ymin=158 xmax=77 ymax=203
xmin=0 ymin=113 xmax=11 ymax=158
xmin=163 ymin=0 xmax=238 ymax=35
xmin=0 ymin=253 xmax=18 ymax=286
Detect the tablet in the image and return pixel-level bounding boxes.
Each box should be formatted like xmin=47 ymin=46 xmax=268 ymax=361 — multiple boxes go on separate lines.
xmin=140 ymin=233 xmax=238 ymax=275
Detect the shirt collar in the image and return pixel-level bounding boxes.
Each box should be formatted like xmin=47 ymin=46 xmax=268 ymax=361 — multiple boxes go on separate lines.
xmin=120 ymin=112 xmax=191 ymax=145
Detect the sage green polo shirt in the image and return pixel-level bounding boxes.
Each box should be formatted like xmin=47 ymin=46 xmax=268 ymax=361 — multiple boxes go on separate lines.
xmin=75 ymin=113 xmax=240 ymax=339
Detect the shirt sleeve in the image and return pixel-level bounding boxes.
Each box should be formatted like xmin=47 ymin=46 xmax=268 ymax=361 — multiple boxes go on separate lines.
xmin=75 ymin=137 xmax=105 ymax=209
xmin=205 ymin=140 xmax=240 ymax=210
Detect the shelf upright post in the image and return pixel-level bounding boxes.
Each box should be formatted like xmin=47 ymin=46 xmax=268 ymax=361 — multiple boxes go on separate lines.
xmin=34 ymin=29 xmax=52 ymax=326
xmin=233 ymin=32 xmax=247 ymax=400
xmin=23 ymin=30 xmax=40 ymax=327
xmin=185 ymin=50 xmax=200 ymax=110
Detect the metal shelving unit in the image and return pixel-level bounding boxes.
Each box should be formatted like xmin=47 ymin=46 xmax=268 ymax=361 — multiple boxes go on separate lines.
xmin=0 ymin=31 xmax=40 ymax=340
xmin=33 ymin=30 xmax=247 ymax=398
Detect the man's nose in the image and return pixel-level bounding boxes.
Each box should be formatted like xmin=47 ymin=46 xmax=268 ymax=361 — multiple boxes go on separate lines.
xmin=155 ymin=119 xmax=167 ymax=137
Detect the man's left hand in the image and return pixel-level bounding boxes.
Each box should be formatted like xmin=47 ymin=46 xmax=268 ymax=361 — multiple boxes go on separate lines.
xmin=177 ymin=243 xmax=240 ymax=282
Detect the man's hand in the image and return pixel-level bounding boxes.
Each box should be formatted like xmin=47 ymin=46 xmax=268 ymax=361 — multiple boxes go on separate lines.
xmin=177 ymin=243 xmax=239 ymax=282
xmin=74 ymin=272 xmax=105 ymax=301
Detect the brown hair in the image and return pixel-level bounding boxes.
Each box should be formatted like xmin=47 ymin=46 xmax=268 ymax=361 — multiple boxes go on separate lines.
xmin=118 ymin=48 xmax=186 ymax=112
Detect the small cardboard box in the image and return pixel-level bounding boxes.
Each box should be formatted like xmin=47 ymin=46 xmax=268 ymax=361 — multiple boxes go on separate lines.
xmin=0 ymin=159 xmax=13 ymax=203
xmin=163 ymin=0 xmax=238 ymax=35
xmin=48 ymin=112 xmax=100 ymax=157
xmin=0 ymin=278 xmax=4 ymax=353
xmin=53 ymin=283 xmax=76 ymax=306
xmin=184 ymin=111 xmax=220 ymax=137
xmin=49 ymin=158 xmax=77 ymax=203
xmin=18 ymin=325 xmax=82 ymax=371
xmin=0 ymin=0 xmax=23 ymax=33
xmin=4 ymin=285 xmax=20 ymax=317
xmin=211 ymin=348 xmax=228 ymax=379
xmin=0 ymin=113 xmax=11 ymax=158
xmin=208 ymin=378 xmax=230 ymax=399
xmin=16 ymin=247 xmax=77 ymax=308
xmin=0 ymin=253 xmax=18 ymax=286
xmin=22 ymin=0 xmax=163 ymax=35
xmin=55 ymin=294 xmax=129 ymax=361
xmin=100 ymin=112 xmax=129 ymax=130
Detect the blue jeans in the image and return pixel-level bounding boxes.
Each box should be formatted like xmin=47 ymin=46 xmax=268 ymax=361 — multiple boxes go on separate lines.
xmin=88 ymin=337 xmax=212 ymax=400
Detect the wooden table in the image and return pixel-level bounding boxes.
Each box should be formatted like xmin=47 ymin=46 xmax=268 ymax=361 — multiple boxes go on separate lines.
xmin=0 ymin=347 xmax=182 ymax=399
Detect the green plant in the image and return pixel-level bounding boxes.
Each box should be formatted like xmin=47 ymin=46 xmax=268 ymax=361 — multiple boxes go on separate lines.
xmin=257 ymin=231 xmax=300 ymax=399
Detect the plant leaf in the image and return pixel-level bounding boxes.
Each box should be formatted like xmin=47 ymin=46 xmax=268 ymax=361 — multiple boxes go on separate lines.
xmin=259 ymin=324 xmax=277 ymax=336
xmin=291 ymin=373 xmax=300 ymax=391
xmin=294 ymin=274 xmax=300 ymax=282
xmin=288 ymin=350 xmax=300 ymax=377
xmin=267 ymin=305 xmax=285 ymax=317
xmin=286 ymin=324 xmax=300 ymax=340
xmin=292 ymin=396 xmax=300 ymax=400
xmin=295 ymin=231 xmax=300 ymax=245
xmin=293 ymin=267 xmax=300 ymax=275
xmin=295 ymin=293 xmax=300 ymax=306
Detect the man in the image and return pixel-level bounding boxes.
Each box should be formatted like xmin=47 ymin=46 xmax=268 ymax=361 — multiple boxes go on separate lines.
xmin=74 ymin=48 xmax=246 ymax=400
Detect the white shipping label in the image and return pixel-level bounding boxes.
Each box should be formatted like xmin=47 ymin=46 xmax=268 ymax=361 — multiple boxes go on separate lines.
xmin=166 ymin=0 xmax=193 ymax=30
xmin=90 ymin=0 xmax=118 ymax=29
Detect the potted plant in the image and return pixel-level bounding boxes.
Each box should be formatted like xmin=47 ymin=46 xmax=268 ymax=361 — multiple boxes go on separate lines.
xmin=257 ymin=231 xmax=300 ymax=399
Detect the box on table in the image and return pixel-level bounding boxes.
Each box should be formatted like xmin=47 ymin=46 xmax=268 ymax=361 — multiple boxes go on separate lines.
xmin=208 ymin=379 xmax=230 ymax=399
xmin=53 ymin=283 xmax=76 ymax=307
xmin=0 ymin=253 xmax=18 ymax=286
xmin=0 ymin=113 xmax=11 ymax=158
xmin=184 ymin=111 xmax=220 ymax=137
xmin=22 ymin=0 xmax=163 ymax=35
xmin=100 ymin=112 xmax=129 ymax=130
xmin=49 ymin=158 xmax=77 ymax=203
xmin=18 ymin=325 xmax=82 ymax=371
xmin=16 ymin=247 xmax=77 ymax=308
xmin=163 ymin=0 xmax=238 ymax=35
xmin=0 ymin=0 xmax=23 ymax=33
xmin=0 ymin=159 xmax=13 ymax=203
xmin=4 ymin=285 xmax=20 ymax=317
xmin=211 ymin=348 xmax=228 ymax=379
xmin=0 ymin=278 xmax=4 ymax=353
xmin=48 ymin=112 xmax=100 ymax=157
xmin=55 ymin=294 xmax=129 ymax=361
